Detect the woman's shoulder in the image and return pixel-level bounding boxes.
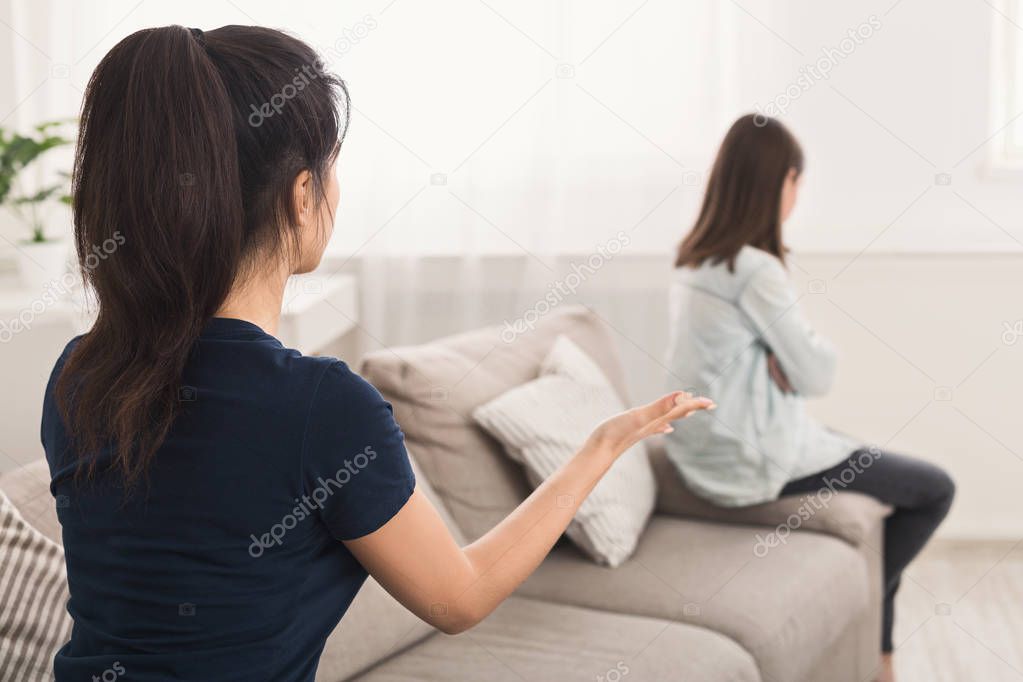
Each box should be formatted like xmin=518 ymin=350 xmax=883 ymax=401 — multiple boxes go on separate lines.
xmin=734 ymin=245 xmax=785 ymax=277
xmin=303 ymin=357 xmax=396 ymax=433
xmin=56 ymin=334 xmax=85 ymax=364
xmin=43 ymin=335 xmax=86 ymax=397
xmin=673 ymin=246 xmax=785 ymax=294
xmin=41 ymin=335 xmax=87 ymax=459
xmin=730 ymin=246 xmax=788 ymax=293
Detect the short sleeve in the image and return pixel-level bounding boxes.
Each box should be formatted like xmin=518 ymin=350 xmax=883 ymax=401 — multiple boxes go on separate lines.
xmin=302 ymin=361 xmax=416 ymax=540
xmin=41 ymin=336 xmax=83 ymax=462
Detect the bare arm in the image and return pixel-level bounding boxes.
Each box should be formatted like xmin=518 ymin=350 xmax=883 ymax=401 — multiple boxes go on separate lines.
xmin=344 ymin=391 xmax=714 ymax=634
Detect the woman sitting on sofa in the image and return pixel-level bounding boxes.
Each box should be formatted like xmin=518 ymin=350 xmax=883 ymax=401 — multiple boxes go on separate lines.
xmin=664 ymin=113 xmax=955 ymax=682
xmin=41 ymin=25 xmax=715 ymax=682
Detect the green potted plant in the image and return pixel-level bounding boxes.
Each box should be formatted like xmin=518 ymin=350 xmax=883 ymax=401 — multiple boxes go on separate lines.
xmin=0 ymin=120 xmax=74 ymax=290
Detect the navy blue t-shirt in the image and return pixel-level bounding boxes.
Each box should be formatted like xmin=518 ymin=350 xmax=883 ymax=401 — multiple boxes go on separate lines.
xmin=41 ymin=318 xmax=416 ymax=681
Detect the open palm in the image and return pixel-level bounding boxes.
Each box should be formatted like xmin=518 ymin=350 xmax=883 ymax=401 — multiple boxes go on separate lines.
xmin=588 ymin=391 xmax=715 ymax=456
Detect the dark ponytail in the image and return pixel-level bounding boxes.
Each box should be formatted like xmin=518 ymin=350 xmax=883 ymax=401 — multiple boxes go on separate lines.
xmin=57 ymin=25 xmax=348 ymax=487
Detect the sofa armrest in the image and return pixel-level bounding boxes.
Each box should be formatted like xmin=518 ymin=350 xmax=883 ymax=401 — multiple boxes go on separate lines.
xmin=648 ymin=439 xmax=891 ymax=546
xmin=0 ymin=460 xmax=60 ymax=544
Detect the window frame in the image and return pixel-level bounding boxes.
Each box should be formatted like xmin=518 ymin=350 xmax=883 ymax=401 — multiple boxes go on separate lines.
xmin=990 ymin=0 xmax=1023 ymax=172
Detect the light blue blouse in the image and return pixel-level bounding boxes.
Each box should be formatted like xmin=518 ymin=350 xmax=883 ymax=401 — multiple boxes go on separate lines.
xmin=664 ymin=245 xmax=858 ymax=507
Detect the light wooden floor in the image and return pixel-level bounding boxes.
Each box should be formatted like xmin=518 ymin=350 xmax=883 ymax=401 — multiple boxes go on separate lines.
xmin=892 ymin=539 xmax=1023 ymax=682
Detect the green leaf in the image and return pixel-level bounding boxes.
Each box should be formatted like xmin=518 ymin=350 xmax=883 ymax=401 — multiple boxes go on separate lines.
xmin=33 ymin=118 xmax=76 ymax=134
xmin=11 ymin=183 xmax=62 ymax=205
xmin=0 ymin=119 xmax=76 ymax=238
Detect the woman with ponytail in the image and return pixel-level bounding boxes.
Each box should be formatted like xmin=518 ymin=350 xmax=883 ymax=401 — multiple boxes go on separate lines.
xmin=42 ymin=25 xmax=714 ymax=681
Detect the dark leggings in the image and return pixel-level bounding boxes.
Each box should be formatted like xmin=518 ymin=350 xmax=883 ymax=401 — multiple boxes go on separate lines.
xmin=780 ymin=448 xmax=955 ymax=653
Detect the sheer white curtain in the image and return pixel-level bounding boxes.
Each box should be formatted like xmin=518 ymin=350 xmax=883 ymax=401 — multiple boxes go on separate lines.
xmin=4 ymin=0 xmax=735 ymax=379
xmin=314 ymin=0 xmax=733 ymax=355
xmin=0 ymin=0 xmax=76 ymax=246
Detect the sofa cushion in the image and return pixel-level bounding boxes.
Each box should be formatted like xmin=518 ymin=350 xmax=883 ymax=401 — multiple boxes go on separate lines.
xmin=359 ymin=306 xmax=628 ymax=542
xmin=0 ymin=460 xmax=59 ymax=544
xmin=316 ymin=452 xmax=465 ymax=681
xmin=516 ymin=514 xmax=871 ymax=682
xmin=354 ymin=596 xmax=760 ymax=682
xmin=473 ymin=336 xmax=655 ymax=567
xmin=0 ymin=490 xmax=73 ymax=682
xmin=649 ymin=438 xmax=891 ymax=546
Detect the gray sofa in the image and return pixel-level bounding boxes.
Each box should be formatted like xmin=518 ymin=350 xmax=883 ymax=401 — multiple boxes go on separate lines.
xmin=0 ymin=306 xmax=890 ymax=681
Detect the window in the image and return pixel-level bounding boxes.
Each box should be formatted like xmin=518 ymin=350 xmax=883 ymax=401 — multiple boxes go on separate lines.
xmin=992 ymin=0 xmax=1023 ymax=168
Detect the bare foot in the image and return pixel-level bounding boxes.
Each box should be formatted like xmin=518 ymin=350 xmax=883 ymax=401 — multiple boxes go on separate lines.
xmin=874 ymin=653 xmax=895 ymax=682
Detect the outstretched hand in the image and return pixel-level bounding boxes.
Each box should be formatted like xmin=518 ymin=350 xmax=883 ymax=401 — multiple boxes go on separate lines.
xmin=348 ymin=392 xmax=713 ymax=637
xmin=587 ymin=391 xmax=715 ymax=457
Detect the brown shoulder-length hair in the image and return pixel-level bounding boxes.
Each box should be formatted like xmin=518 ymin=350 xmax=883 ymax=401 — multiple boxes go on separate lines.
xmin=57 ymin=26 xmax=348 ymax=489
xmin=675 ymin=113 xmax=803 ymax=271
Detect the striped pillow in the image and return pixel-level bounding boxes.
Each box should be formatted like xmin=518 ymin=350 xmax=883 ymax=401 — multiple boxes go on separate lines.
xmin=473 ymin=336 xmax=656 ymax=567
xmin=0 ymin=491 xmax=72 ymax=681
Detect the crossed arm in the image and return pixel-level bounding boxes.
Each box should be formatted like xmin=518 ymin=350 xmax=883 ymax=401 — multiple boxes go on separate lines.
xmin=742 ymin=262 xmax=838 ymax=397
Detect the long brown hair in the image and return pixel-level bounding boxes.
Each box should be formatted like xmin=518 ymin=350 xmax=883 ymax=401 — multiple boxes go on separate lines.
xmin=675 ymin=113 xmax=803 ymax=271
xmin=57 ymin=25 xmax=349 ymax=487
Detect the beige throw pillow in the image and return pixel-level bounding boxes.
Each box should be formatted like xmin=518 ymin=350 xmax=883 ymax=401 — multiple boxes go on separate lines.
xmin=473 ymin=336 xmax=655 ymax=567
xmin=0 ymin=490 xmax=72 ymax=681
